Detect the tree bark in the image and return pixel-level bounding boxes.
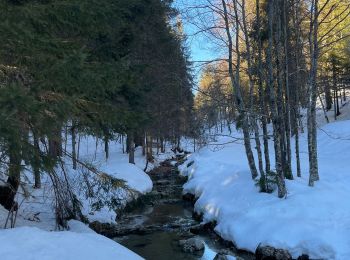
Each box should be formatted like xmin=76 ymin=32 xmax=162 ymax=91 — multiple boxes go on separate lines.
xmin=71 ymin=124 xmax=77 ymax=170
xmin=325 ymin=81 xmax=333 ymax=110
xmin=256 ymin=0 xmax=271 ymax=174
xmin=33 ymin=133 xmax=41 ymax=188
xmin=283 ymin=0 xmax=293 ymax=180
xmin=146 ymin=134 xmax=153 ymax=162
xmin=0 ymin=143 xmax=21 ymax=210
xmin=293 ymin=0 xmax=302 ymax=177
xmin=104 ymin=136 xmax=109 ymax=161
xmin=267 ymin=0 xmax=287 ymax=197
xmin=222 ymin=0 xmax=258 ymax=180
xmin=307 ymin=0 xmax=320 ymax=186
xmin=128 ymin=132 xmax=135 ymax=164
xmin=242 ymin=0 xmax=265 ymax=180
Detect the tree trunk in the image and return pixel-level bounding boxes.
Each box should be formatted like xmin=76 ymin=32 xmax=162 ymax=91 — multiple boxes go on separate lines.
xmin=33 ymin=133 xmax=41 ymax=188
xmin=276 ymin=0 xmax=292 ymax=180
xmin=122 ymin=135 xmax=125 ymax=154
xmin=267 ymin=0 xmax=287 ymax=197
xmin=293 ymin=0 xmax=302 ymax=178
xmin=256 ymin=0 xmax=271 ymax=174
xmin=336 ymin=87 xmax=340 ymax=116
xmin=104 ymin=136 xmax=109 ymax=161
xmin=332 ymin=59 xmax=340 ymax=119
xmin=126 ymin=134 xmax=130 ymax=154
xmin=160 ymin=136 xmax=165 ymax=153
xmin=94 ymin=137 xmax=98 ymax=160
xmin=307 ymin=0 xmax=320 ymax=186
xmin=77 ymin=134 xmax=81 ymax=161
xmin=128 ymin=132 xmax=135 ymax=164
xmin=0 ymin=143 xmax=21 ymax=210
xmin=283 ymin=0 xmax=293 ymax=180
xmin=318 ymin=88 xmax=330 ymax=123
xmin=254 ymin=120 xmax=266 ymax=190
xmin=242 ymin=0 xmax=265 ymax=181
xmin=48 ymin=127 xmax=62 ymax=158
xmin=146 ymin=134 xmax=153 ymax=161
xmin=156 ymin=136 xmax=160 ymax=155
xmin=222 ymin=0 xmax=258 ymax=180
xmin=295 ymin=125 xmax=301 ymax=177
xmin=325 ymin=81 xmax=332 ymax=110
xmin=71 ymin=124 xmax=77 ymax=170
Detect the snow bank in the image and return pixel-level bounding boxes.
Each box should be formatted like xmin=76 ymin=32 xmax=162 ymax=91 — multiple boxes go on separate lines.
xmin=0 ymin=227 xmax=142 ymax=260
xmin=0 ymin=133 xmax=175 ymax=260
xmin=181 ymin=120 xmax=350 ymax=259
xmin=9 ymin=136 xmax=158 ymax=227
xmin=73 ymin=141 xmax=155 ymax=224
xmin=77 ymin=161 xmax=153 ymax=224
xmin=67 ymin=219 xmax=96 ymax=233
xmin=71 ymin=138 xmax=154 ymax=195
xmin=107 ymin=163 xmax=153 ymax=194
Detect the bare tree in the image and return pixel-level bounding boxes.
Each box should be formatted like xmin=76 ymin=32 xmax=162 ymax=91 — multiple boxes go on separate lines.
xmin=221 ymin=0 xmax=258 ymax=180
xmin=307 ymin=0 xmax=320 ymax=186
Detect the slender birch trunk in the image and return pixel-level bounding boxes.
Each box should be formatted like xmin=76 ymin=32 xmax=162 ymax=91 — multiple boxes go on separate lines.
xmin=221 ymin=0 xmax=258 ymax=180
xmin=242 ymin=0 xmax=265 ymax=180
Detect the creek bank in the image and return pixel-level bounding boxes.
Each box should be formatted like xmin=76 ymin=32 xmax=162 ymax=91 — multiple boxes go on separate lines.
xmin=88 ymin=154 xmax=310 ymax=260
xmin=182 ymin=190 xmax=313 ymax=260
xmin=181 ymin=162 xmax=312 ymax=260
xmin=91 ymin=155 xmax=252 ymax=259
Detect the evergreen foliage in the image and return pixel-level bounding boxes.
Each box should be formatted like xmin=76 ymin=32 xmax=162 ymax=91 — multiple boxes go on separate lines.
xmin=0 ymin=0 xmax=194 ymax=210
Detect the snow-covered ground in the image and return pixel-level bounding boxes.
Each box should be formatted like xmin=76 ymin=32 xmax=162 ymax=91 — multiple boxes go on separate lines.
xmin=180 ymin=117 xmax=350 ymax=259
xmin=0 ymin=135 xmax=176 ymax=260
xmin=0 ymin=225 xmax=142 ymax=260
xmin=1 ymin=135 xmax=177 ymax=228
xmin=316 ymin=91 xmax=350 ymax=127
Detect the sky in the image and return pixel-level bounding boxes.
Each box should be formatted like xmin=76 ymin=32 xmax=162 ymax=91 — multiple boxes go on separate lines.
xmin=173 ymin=0 xmax=218 ymax=83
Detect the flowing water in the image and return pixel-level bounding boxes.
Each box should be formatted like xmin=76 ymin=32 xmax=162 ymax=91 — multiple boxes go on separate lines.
xmin=113 ymin=158 xmax=253 ymax=260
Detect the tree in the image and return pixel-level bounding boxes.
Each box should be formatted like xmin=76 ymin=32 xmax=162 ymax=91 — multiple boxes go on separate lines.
xmin=0 ymin=0 xmax=195 ymax=214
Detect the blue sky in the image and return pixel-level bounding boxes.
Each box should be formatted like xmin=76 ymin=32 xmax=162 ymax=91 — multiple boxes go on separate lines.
xmin=174 ymin=0 xmax=218 ymax=82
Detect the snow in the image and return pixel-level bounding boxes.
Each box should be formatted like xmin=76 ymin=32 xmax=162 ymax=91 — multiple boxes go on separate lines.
xmin=0 ymin=135 xmax=163 ymax=229
xmin=315 ymin=91 xmax=350 ymax=127
xmin=67 ymin=219 xmax=96 ymax=234
xmin=68 ymin=137 xmax=155 ymax=195
xmin=180 ymin=120 xmax=350 ymax=259
xmin=0 ymin=226 xmax=142 ymax=260
xmin=201 ymin=243 xmax=237 ymax=260
xmin=106 ymin=162 xmax=153 ymax=194
xmin=0 ymin=134 xmax=175 ymax=260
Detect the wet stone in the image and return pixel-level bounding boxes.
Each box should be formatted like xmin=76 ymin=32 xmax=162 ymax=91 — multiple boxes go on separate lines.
xmin=255 ymin=245 xmax=292 ymax=260
xmin=214 ymin=253 xmax=237 ymax=260
xmin=182 ymin=193 xmax=196 ymax=202
xmin=214 ymin=249 xmax=239 ymax=260
xmin=178 ymin=236 xmax=205 ymax=253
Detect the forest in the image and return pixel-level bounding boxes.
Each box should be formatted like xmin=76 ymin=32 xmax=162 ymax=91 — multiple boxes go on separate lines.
xmin=190 ymin=0 xmax=350 ymax=193
xmin=0 ymin=0 xmax=349 ymax=259
xmin=0 ymin=0 xmax=193 ymax=211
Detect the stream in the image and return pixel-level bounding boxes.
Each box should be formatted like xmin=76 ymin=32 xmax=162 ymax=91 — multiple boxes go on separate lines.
xmin=112 ymin=157 xmax=254 ymax=260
